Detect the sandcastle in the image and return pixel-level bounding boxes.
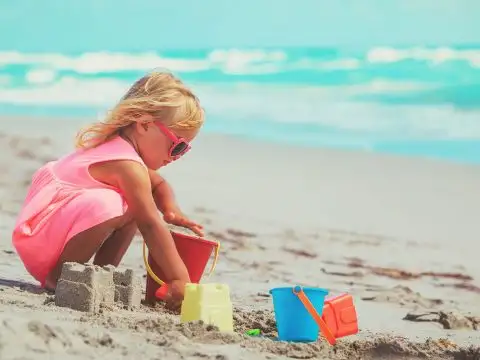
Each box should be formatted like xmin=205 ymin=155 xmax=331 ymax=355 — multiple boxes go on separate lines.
xmin=54 ymin=262 xmax=142 ymax=313
xmin=180 ymin=283 xmax=234 ymax=332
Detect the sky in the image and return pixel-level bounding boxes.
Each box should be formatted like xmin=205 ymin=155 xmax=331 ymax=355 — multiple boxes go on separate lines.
xmin=0 ymin=0 xmax=479 ymax=52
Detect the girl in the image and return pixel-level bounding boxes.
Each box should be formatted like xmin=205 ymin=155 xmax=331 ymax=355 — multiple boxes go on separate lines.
xmin=12 ymin=71 xmax=204 ymax=305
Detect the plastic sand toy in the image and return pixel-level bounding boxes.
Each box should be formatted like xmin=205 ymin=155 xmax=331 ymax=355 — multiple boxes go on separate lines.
xmin=322 ymin=294 xmax=358 ymax=339
xmin=180 ymin=283 xmax=234 ymax=332
xmin=142 ymin=231 xmax=220 ymax=302
xmin=270 ymin=285 xmax=359 ymax=345
xmin=270 ymin=286 xmax=333 ymax=343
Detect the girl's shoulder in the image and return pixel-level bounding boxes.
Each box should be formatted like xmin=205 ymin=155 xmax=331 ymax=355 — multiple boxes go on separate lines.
xmin=52 ymin=136 xmax=147 ymax=189
xmin=73 ymin=136 xmax=146 ymax=167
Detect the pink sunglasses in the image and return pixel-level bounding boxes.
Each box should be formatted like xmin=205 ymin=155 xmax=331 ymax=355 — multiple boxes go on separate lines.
xmin=155 ymin=122 xmax=191 ymax=159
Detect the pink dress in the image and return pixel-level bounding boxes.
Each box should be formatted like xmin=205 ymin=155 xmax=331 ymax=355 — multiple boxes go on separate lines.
xmin=12 ymin=136 xmax=147 ymax=287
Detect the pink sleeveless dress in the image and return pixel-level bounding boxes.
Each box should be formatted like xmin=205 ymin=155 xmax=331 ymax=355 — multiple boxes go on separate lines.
xmin=12 ymin=136 xmax=147 ymax=287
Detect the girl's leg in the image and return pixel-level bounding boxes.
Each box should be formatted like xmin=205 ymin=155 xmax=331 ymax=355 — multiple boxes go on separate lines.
xmin=93 ymin=220 xmax=137 ymax=267
xmin=44 ymin=215 xmax=137 ymax=290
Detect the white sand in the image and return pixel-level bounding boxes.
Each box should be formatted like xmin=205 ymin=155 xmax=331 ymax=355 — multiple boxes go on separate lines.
xmin=0 ymin=116 xmax=479 ymax=359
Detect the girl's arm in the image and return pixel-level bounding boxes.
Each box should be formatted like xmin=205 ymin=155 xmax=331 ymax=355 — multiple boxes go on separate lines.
xmin=111 ymin=160 xmax=190 ymax=288
xmin=148 ymin=169 xmax=178 ymax=214
xmin=148 ymin=169 xmax=204 ymax=236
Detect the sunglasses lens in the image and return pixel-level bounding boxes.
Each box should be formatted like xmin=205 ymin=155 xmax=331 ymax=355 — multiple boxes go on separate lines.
xmin=171 ymin=142 xmax=188 ymax=157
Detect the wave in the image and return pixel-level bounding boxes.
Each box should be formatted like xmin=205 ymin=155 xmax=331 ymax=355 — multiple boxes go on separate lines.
xmin=1 ymin=46 xmax=479 ymax=163
xmin=0 ymin=70 xmax=475 ymax=112
xmin=366 ymin=47 xmax=480 ymax=66
xmin=353 ymin=83 xmax=480 ymax=109
xmin=0 ymin=77 xmax=479 ymax=141
xmin=0 ymin=75 xmax=428 ymax=107
xmin=0 ymin=46 xmax=479 ymax=79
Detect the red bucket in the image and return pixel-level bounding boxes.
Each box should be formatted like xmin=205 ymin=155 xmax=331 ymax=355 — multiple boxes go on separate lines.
xmin=145 ymin=231 xmax=220 ymax=303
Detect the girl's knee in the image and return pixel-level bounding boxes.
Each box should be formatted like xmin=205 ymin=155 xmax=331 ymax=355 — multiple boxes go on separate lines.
xmin=106 ymin=213 xmax=133 ymax=230
xmin=116 ymin=216 xmax=137 ymax=234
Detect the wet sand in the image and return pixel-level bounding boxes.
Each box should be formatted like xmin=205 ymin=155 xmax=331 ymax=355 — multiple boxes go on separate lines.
xmin=0 ymin=117 xmax=479 ymax=359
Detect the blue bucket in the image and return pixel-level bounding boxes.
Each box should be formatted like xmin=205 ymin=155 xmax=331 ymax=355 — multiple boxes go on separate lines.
xmin=269 ymin=286 xmax=329 ymax=342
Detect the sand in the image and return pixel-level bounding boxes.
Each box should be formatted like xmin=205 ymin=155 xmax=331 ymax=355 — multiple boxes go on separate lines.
xmin=0 ymin=116 xmax=479 ymax=359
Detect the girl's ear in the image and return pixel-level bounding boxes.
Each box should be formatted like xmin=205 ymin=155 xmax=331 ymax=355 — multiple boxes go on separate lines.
xmin=134 ymin=115 xmax=154 ymax=135
xmin=134 ymin=121 xmax=147 ymax=135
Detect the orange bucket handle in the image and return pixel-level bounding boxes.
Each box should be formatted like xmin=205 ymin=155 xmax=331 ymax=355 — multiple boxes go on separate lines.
xmin=292 ymin=286 xmax=336 ymax=345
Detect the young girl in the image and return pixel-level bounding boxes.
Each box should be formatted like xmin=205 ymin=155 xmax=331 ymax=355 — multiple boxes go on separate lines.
xmin=12 ymin=71 xmax=204 ymax=305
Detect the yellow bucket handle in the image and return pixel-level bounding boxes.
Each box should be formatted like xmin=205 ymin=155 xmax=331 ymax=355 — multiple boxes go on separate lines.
xmin=207 ymin=240 xmax=221 ymax=275
xmin=142 ymin=237 xmax=220 ymax=287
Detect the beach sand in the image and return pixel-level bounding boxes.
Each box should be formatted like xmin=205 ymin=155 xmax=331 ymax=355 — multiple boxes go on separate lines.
xmin=0 ymin=117 xmax=479 ymax=359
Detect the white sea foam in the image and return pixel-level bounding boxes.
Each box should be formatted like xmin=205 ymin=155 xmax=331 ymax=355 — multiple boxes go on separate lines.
xmin=0 ymin=46 xmax=478 ymax=142
xmin=25 ymin=69 xmax=56 ymax=84
xmin=0 ymin=77 xmax=126 ymax=106
xmin=0 ymin=47 xmax=478 ymax=76
xmin=366 ymin=47 xmax=480 ymax=67
xmin=0 ymin=76 xmax=424 ymax=106
xmin=0 ymin=51 xmax=211 ymax=73
xmin=0 ymin=76 xmax=477 ymax=140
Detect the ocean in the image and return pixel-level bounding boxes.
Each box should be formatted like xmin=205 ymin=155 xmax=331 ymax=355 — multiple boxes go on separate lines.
xmin=0 ymin=46 xmax=479 ymax=163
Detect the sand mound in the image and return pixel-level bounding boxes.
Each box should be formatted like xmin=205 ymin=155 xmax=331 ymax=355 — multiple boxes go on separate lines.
xmin=63 ymin=306 xmax=480 ymax=360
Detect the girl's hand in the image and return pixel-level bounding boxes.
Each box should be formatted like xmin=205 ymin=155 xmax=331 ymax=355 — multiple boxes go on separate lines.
xmin=163 ymin=208 xmax=204 ymax=237
xmin=164 ymin=279 xmax=188 ymax=311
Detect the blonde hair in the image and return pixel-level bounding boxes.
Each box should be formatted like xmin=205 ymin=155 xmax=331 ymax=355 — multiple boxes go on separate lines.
xmin=75 ymin=70 xmax=204 ymax=149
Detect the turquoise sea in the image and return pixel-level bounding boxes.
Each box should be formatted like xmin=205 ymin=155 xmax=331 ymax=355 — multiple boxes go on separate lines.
xmin=0 ymin=46 xmax=479 ymax=163
xmin=1 ymin=0 xmax=479 ymax=163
